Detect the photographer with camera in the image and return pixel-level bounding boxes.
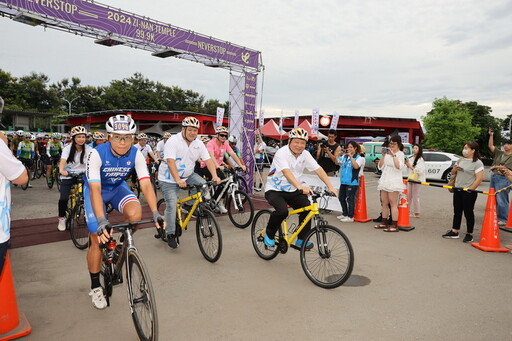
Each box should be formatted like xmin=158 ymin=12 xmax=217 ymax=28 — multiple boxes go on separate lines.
xmin=316 ymin=130 xmax=341 ymax=176
xmin=488 ymin=128 xmax=512 ymax=226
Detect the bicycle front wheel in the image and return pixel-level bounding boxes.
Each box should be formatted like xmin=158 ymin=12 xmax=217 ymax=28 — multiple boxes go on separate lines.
xmin=251 ymin=209 xmax=279 ymax=261
xmin=127 ymin=250 xmax=158 ymax=341
xmin=69 ymin=205 xmax=89 ymax=250
xmin=196 ymin=208 xmax=222 ymax=263
xmin=21 ymin=165 xmax=30 ymax=190
xmin=227 ymin=190 xmax=254 ymax=229
xmin=55 ymin=168 xmax=61 ymax=191
xmin=300 ymin=225 xmax=354 ymax=289
xmin=157 ymin=198 xmax=166 ymax=216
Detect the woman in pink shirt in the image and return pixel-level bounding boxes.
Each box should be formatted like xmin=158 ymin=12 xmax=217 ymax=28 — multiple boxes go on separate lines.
xmin=199 ymin=126 xmax=246 ymax=213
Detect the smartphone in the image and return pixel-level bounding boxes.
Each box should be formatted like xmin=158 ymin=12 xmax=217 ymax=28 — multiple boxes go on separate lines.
xmin=381 ymin=148 xmax=388 ymax=154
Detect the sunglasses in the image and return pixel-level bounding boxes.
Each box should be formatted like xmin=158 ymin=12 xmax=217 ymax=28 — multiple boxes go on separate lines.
xmin=219 ymin=134 xmax=228 ymax=138
xmin=110 ymin=134 xmax=133 ymax=143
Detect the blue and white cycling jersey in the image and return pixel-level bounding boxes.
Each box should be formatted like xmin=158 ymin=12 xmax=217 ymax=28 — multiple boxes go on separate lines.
xmin=85 ymin=142 xmax=149 ymax=191
xmin=265 ymin=145 xmax=320 ymax=193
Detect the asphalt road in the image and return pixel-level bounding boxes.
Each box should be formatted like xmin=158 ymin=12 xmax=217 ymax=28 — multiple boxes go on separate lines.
xmin=7 ymin=173 xmax=512 ymax=340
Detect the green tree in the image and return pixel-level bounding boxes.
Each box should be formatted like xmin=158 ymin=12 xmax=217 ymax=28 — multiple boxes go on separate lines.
xmin=422 ymin=97 xmax=480 ymax=154
xmin=462 ymin=101 xmax=501 ymax=157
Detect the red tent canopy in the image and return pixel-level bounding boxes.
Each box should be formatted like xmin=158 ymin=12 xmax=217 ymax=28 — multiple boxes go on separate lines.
xmin=297 ymin=120 xmax=326 ymax=141
xmin=259 ymin=119 xmax=288 ymax=140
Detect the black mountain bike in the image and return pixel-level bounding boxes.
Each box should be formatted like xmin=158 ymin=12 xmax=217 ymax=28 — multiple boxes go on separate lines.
xmin=100 ymin=218 xmax=163 ymax=341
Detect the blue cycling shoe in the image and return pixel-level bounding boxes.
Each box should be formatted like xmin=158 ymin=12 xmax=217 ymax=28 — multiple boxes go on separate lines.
xmin=294 ymin=239 xmax=313 ymax=250
xmin=263 ymin=233 xmax=275 ymax=247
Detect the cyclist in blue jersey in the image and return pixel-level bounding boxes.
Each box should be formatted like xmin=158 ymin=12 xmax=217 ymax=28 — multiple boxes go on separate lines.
xmin=84 ymin=114 xmax=164 ymax=309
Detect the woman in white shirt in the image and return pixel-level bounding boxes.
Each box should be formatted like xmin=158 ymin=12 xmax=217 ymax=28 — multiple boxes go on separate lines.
xmin=375 ymin=136 xmax=406 ymax=232
xmin=57 ymin=126 xmax=92 ymax=231
xmin=405 ymin=144 xmax=426 ymax=218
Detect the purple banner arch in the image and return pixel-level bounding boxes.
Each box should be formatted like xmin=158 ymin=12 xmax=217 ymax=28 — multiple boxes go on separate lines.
xmin=3 ymin=0 xmax=260 ymax=70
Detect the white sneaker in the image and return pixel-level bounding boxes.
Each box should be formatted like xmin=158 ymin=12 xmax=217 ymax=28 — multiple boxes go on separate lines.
xmin=337 ymin=215 xmax=346 ymax=220
xmin=57 ymin=217 xmax=66 ymax=231
xmin=341 ymin=217 xmax=354 ymax=223
xmin=217 ymin=201 xmax=228 ymax=214
xmin=89 ymin=287 xmax=107 ymax=310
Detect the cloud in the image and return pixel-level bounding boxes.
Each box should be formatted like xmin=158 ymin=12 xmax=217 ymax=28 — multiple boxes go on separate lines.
xmin=1 ymin=0 xmax=512 ymax=120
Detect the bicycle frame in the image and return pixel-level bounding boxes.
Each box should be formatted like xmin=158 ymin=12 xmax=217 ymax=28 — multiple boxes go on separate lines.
xmin=279 ymin=202 xmax=320 ymax=246
xmin=209 ymin=172 xmax=241 ymax=208
xmin=176 ymin=191 xmax=204 ymax=231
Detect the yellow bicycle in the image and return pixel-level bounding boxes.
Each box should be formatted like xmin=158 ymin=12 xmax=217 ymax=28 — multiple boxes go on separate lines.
xmin=251 ymin=188 xmax=354 ymax=288
xmin=155 ymin=182 xmax=222 ymax=262
xmin=67 ymin=173 xmax=88 ymax=250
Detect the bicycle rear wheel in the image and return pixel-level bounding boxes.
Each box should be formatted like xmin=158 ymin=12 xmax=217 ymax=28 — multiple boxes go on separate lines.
xmin=300 ymin=224 xmax=354 ymax=289
xmin=227 ymin=190 xmax=254 ymax=229
xmin=69 ymin=205 xmax=89 ymax=250
xmin=251 ymin=209 xmax=279 ymax=260
xmin=196 ymin=208 xmax=222 ymax=263
xmin=127 ymin=249 xmax=158 ymax=341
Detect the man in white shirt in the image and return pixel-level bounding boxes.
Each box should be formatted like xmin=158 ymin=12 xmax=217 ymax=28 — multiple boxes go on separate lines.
xmin=263 ymin=128 xmax=337 ymax=250
xmin=158 ymin=117 xmax=220 ymax=248
xmin=0 ymin=97 xmax=29 ymax=274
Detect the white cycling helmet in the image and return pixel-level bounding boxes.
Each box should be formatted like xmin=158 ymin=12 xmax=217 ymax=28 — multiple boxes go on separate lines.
xmin=71 ymin=125 xmax=88 ymax=137
xmin=137 ymin=133 xmax=148 ymax=139
xmin=93 ymin=131 xmax=105 ymax=140
xmin=163 ymin=132 xmax=172 ymax=139
xmin=30 ymin=134 xmax=36 ymax=141
xmin=106 ymin=114 xmax=137 ymax=134
xmin=23 ymin=132 xmax=31 ymax=138
xmin=52 ymin=133 xmax=62 ymax=139
xmin=16 ymin=130 xmax=24 ymax=137
xmin=228 ymin=135 xmax=237 ymax=144
xmin=215 ymin=126 xmax=228 ymax=134
xmin=288 ymin=127 xmax=309 ymax=141
xmin=182 ymin=116 xmax=200 ymax=129
xmin=36 ymin=133 xmax=45 ymax=139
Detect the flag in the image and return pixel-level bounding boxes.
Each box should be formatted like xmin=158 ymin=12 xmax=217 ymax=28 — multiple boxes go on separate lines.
xmin=216 ymin=107 xmax=225 ymax=128
xmin=330 ymin=112 xmax=340 ymax=130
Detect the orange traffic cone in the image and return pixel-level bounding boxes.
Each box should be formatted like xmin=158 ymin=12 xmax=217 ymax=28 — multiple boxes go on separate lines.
xmin=472 ymin=188 xmax=509 ymax=252
xmin=500 ymin=196 xmax=512 ymax=233
xmin=354 ymin=175 xmax=371 ymax=223
xmin=397 ymin=180 xmax=415 ymax=231
xmin=0 ymin=252 xmax=32 ymax=341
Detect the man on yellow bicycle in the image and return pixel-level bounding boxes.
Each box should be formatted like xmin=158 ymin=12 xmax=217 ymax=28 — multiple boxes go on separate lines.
xmin=158 ymin=117 xmax=220 ymax=249
xmin=263 ymin=127 xmax=337 ymax=249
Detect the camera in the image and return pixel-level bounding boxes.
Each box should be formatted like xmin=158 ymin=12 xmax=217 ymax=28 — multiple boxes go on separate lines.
xmin=319 ymin=139 xmax=327 ymax=148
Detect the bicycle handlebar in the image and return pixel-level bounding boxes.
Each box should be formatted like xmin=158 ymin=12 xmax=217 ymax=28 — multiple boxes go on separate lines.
xmin=100 ymin=217 xmax=164 ymax=248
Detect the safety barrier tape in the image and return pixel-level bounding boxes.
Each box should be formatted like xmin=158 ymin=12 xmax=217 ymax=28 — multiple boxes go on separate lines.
xmin=406 ymin=179 xmax=500 ymax=195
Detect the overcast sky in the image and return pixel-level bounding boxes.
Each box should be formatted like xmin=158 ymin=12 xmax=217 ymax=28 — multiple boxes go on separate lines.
xmin=1 ymin=0 xmax=512 ymax=121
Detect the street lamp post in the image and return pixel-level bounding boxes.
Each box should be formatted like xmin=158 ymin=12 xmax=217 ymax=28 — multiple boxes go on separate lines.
xmin=62 ymin=96 xmax=79 ymax=115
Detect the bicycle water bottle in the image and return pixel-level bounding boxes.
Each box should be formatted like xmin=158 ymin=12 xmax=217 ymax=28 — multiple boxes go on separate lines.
xmin=106 ymin=240 xmax=117 ymax=264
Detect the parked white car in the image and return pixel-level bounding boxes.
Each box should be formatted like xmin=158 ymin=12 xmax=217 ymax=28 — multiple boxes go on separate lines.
xmin=403 ymin=151 xmax=461 ymax=182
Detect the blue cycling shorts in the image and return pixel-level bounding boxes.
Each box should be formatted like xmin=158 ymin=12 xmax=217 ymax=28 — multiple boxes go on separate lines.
xmin=84 ymin=182 xmax=139 ymax=234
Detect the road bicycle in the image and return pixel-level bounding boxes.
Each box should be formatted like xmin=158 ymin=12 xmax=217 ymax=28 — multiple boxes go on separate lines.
xmin=100 ymin=217 xmax=163 ymax=341
xmin=19 ymin=158 xmax=33 ymax=190
xmin=155 ymin=181 xmax=222 ymax=262
xmin=66 ymin=173 xmax=88 ymax=250
xmin=47 ymin=158 xmax=61 ymax=190
xmin=251 ymin=187 xmax=354 ymax=289
xmin=204 ymin=167 xmax=254 ymax=229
